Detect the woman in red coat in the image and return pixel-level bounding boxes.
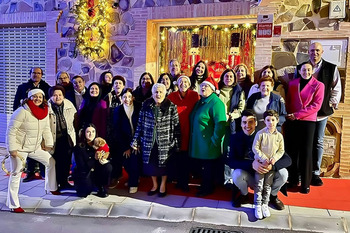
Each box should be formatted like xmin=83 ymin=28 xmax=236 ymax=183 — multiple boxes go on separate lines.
xmin=168 ymin=76 xmax=200 ymax=191
xmin=285 ymin=62 xmax=325 ymax=194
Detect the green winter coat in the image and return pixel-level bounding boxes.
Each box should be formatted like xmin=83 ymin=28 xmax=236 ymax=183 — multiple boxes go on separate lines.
xmin=189 ymin=93 xmax=226 ymax=160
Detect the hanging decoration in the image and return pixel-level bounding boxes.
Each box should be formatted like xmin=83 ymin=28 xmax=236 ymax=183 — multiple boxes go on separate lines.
xmin=159 ymin=24 xmax=256 ymax=76
xmin=72 ymin=0 xmax=112 ymax=58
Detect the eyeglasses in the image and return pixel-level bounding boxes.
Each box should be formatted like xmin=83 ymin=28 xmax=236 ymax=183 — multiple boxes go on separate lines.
xmin=32 ymin=72 xmax=42 ymax=75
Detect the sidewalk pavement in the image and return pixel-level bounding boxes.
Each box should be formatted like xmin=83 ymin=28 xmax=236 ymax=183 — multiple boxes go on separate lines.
xmin=0 ymin=145 xmax=349 ymax=232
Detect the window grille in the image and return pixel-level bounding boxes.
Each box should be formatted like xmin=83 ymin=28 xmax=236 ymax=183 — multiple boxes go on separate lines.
xmin=0 ymin=26 xmax=46 ymax=143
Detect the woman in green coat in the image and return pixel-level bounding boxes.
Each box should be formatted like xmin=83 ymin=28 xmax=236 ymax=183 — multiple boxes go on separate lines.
xmin=189 ymin=77 xmax=226 ymax=197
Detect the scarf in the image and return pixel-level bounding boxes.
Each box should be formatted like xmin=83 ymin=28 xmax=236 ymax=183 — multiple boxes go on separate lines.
xmin=52 ymin=102 xmax=67 ymax=138
xmin=27 ymin=99 xmax=48 ymax=120
xmin=123 ymin=104 xmax=134 ymax=135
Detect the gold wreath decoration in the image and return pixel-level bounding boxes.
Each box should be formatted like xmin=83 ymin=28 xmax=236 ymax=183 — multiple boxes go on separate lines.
xmin=72 ymin=0 xmax=112 ymax=58
xmin=2 ymin=154 xmax=26 ymax=176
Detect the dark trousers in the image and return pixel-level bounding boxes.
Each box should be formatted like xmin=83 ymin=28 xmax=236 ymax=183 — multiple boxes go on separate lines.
xmin=194 ymin=158 xmax=220 ymax=193
xmin=26 ymin=158 xmax=45 ymax=177
xmin=123 ymin=152 xmax=141 ymax=187
xmin=175 ymin=151 xmax=190 ymax=188
xmin=52 ymin=135 xmax=72 ymax=187
xmin=110 ymin=145 xmax=123 ymax=180
xmin=285 ymin=120 xmax=316 ymax=189
xmin=74 ymin=162 xmax=112 ymax=197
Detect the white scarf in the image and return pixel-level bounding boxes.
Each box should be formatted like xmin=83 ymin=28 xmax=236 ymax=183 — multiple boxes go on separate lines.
xmin=123 ymin=104 xmax=134 ymax=135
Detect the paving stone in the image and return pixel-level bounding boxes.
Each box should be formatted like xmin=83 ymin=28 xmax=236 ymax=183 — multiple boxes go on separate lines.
xmin=150 ymin=204 xmax=193 ymax=222
xmin=0 ymin=196 xmax=7 ymax=209
xmin=152 ymin=194 xmax=187 ymax=208
xmin=291 ymin=215 xmax=345 ymax=233
xmin=65 ymin=196 xmax=83 ymax=202
xmin=183 ymin=197 xmax=218 ymax=208
xmin=289 ymin=206 xmax=330 ymax=217
xmin=21 ymin=186 xmax=46 ymax=197
xmin=70 ymin=200 xmax=112 ymax=217
xmin=35 ymin=199 xmax=73 ymax=215
xmin=193 ymin=207 xmax=240 ymax=226
xmin=240 ymin=207 xmax=290 ymax=230
xmin=122 ymin=196 xmax=152 ymax=206
xmin=109 ymin=203 xmax=151 ymax=218
xmin=328 ymin=209 xmax=350 ymax=217
xmin=1 ymin=197 xmax=42 ymax=212
xmin=217 ymin=200 xmax=235 ymax=210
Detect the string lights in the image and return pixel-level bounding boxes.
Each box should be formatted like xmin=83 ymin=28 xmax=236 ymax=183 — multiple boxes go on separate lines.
xmin=72 ymin=0 xmax=113 ymax=58
xmin=159 ymin=24 xmax=256 ymax=76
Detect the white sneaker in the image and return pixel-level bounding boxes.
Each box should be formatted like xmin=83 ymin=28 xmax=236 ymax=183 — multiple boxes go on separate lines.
xmin=262 ymin=204 xmax=271 ymax=218
xmin=129 ymin=187 xmax=138 ymax=194
xmin=255 ymin=205 xmax=263 ymax=219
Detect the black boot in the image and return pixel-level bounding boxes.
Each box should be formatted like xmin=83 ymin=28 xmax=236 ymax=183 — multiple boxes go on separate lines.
xmin=97 ymin=186 xmax=108 ymax=198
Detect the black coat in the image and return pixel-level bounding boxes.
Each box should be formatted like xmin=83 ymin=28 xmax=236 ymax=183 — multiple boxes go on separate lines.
xmin=72 ymin=144 xmax=112 ymax=197
xmin=113 ymin=102 xmax=141 ymax=154
xmin=65 ymin=87 xmax=88 ymax=110
xmin=13 ymin=79 xmax=51 ymax=111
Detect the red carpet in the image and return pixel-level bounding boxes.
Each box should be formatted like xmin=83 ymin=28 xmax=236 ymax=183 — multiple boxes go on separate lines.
xmin=116 ymin=173 xmax=350 ymax=211
xmin=279 ymin=178 xmax=350 ymax=211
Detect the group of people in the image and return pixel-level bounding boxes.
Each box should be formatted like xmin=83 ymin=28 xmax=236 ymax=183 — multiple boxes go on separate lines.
xmin=6 ymin=42 xmax=340 ymax=220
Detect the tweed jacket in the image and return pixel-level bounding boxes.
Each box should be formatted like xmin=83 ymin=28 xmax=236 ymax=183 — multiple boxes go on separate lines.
xmin=131 ymin=98 xmax=180 ymax=166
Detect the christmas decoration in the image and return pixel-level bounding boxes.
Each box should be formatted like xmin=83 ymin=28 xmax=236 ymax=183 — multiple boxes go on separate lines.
xmin=159 ymin=24 xmax=256 ymax=76
xmin=72 ymin=0 xmax=112 ymax=58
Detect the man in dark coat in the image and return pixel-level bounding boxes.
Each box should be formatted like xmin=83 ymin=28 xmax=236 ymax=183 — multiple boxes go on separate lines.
xmin=13 ymin=67 xmax=50 ymax=111
xmin=227 ymin=110 xmax=291 ymax=210
xmin=13 ymin=67 xmax=51 ymax=182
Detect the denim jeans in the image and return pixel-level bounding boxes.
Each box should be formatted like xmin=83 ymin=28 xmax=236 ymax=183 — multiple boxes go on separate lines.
xmin=313 ymin=118 xmax=328 ymax=176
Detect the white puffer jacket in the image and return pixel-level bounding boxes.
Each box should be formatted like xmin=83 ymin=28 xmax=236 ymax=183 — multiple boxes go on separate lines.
xmin=48 ymin=99 xmax=77 ymax=153
xmin=7 ymin=104 xmax=53 ymax=153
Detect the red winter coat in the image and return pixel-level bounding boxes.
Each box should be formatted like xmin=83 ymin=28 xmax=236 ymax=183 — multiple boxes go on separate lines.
xmin=168 ymin=90 xmax=200 ymax=151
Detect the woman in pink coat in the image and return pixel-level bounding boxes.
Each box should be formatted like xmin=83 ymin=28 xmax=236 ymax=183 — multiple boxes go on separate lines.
xmin=285 ymin=62 xmax=325 ymax=194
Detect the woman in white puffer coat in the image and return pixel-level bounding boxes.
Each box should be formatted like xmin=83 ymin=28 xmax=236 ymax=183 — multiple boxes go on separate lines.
xmin=6 ymin=89 xmax=59 ymax=213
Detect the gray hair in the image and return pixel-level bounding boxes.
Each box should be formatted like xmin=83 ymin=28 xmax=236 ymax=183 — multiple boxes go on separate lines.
xmin=152 ymin=83 xmax=166 ymax=94
xmin=56 ymin=71 xmax=70 ymax=81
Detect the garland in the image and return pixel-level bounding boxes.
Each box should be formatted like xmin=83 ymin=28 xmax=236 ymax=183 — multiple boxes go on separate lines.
xmin=72 ymin=0 xmax=111 ymax=58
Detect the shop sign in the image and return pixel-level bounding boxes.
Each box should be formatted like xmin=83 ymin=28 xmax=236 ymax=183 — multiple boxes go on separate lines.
xmin=273 ymin=25 xmax=282 ymax=37
xmin=257 ymin=14 xmax=273 ymax=38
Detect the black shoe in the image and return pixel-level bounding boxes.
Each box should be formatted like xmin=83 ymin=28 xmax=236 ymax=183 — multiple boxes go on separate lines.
xmin=96 ymin=187 xmax=108 ymax=198
xmin=195 ymin=189 xmax=213 ymax=197
xmin=311 ymin=175 xmax=323 ymax=186
xmin=147 ymin=189 xmax=158 ymax=196
xmin=279 ymin=183 xmax=288 ymax=197
xmin=158 ymin=191 xmax=167 ymax=197
xmin=269 ymin=195 xmax=285 ymax=210
xmin=232 ymin=194 xmax=248 ymax=208
xmin=300 ymin=187 xmax=310 ymax=194
xmin=22 ymin=173 xmax=35 ymax=183
xmin=176 ymin=183 xmax=190 ymax=193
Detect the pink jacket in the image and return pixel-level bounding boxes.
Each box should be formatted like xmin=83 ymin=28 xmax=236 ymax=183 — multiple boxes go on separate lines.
xmin=287 ymin=77 xmax=325 ymax=121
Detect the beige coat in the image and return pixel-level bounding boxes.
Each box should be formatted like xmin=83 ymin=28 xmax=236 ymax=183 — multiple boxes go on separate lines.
xmin=48 ymin=99 xmax=77 ymax=153
xmin=7 ymin=104 xmax=53 ymax=153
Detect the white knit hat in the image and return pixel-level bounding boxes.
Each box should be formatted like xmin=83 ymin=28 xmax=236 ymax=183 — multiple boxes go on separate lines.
xmin=174 ymin=75 xmax=191 ymax=86
xmin=28 ymin=89 xmax=45 ymax=98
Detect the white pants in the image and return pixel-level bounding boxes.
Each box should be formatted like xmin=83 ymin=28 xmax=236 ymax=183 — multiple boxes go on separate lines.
xmin=7 ymin=149 xmax=57 ymax=208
